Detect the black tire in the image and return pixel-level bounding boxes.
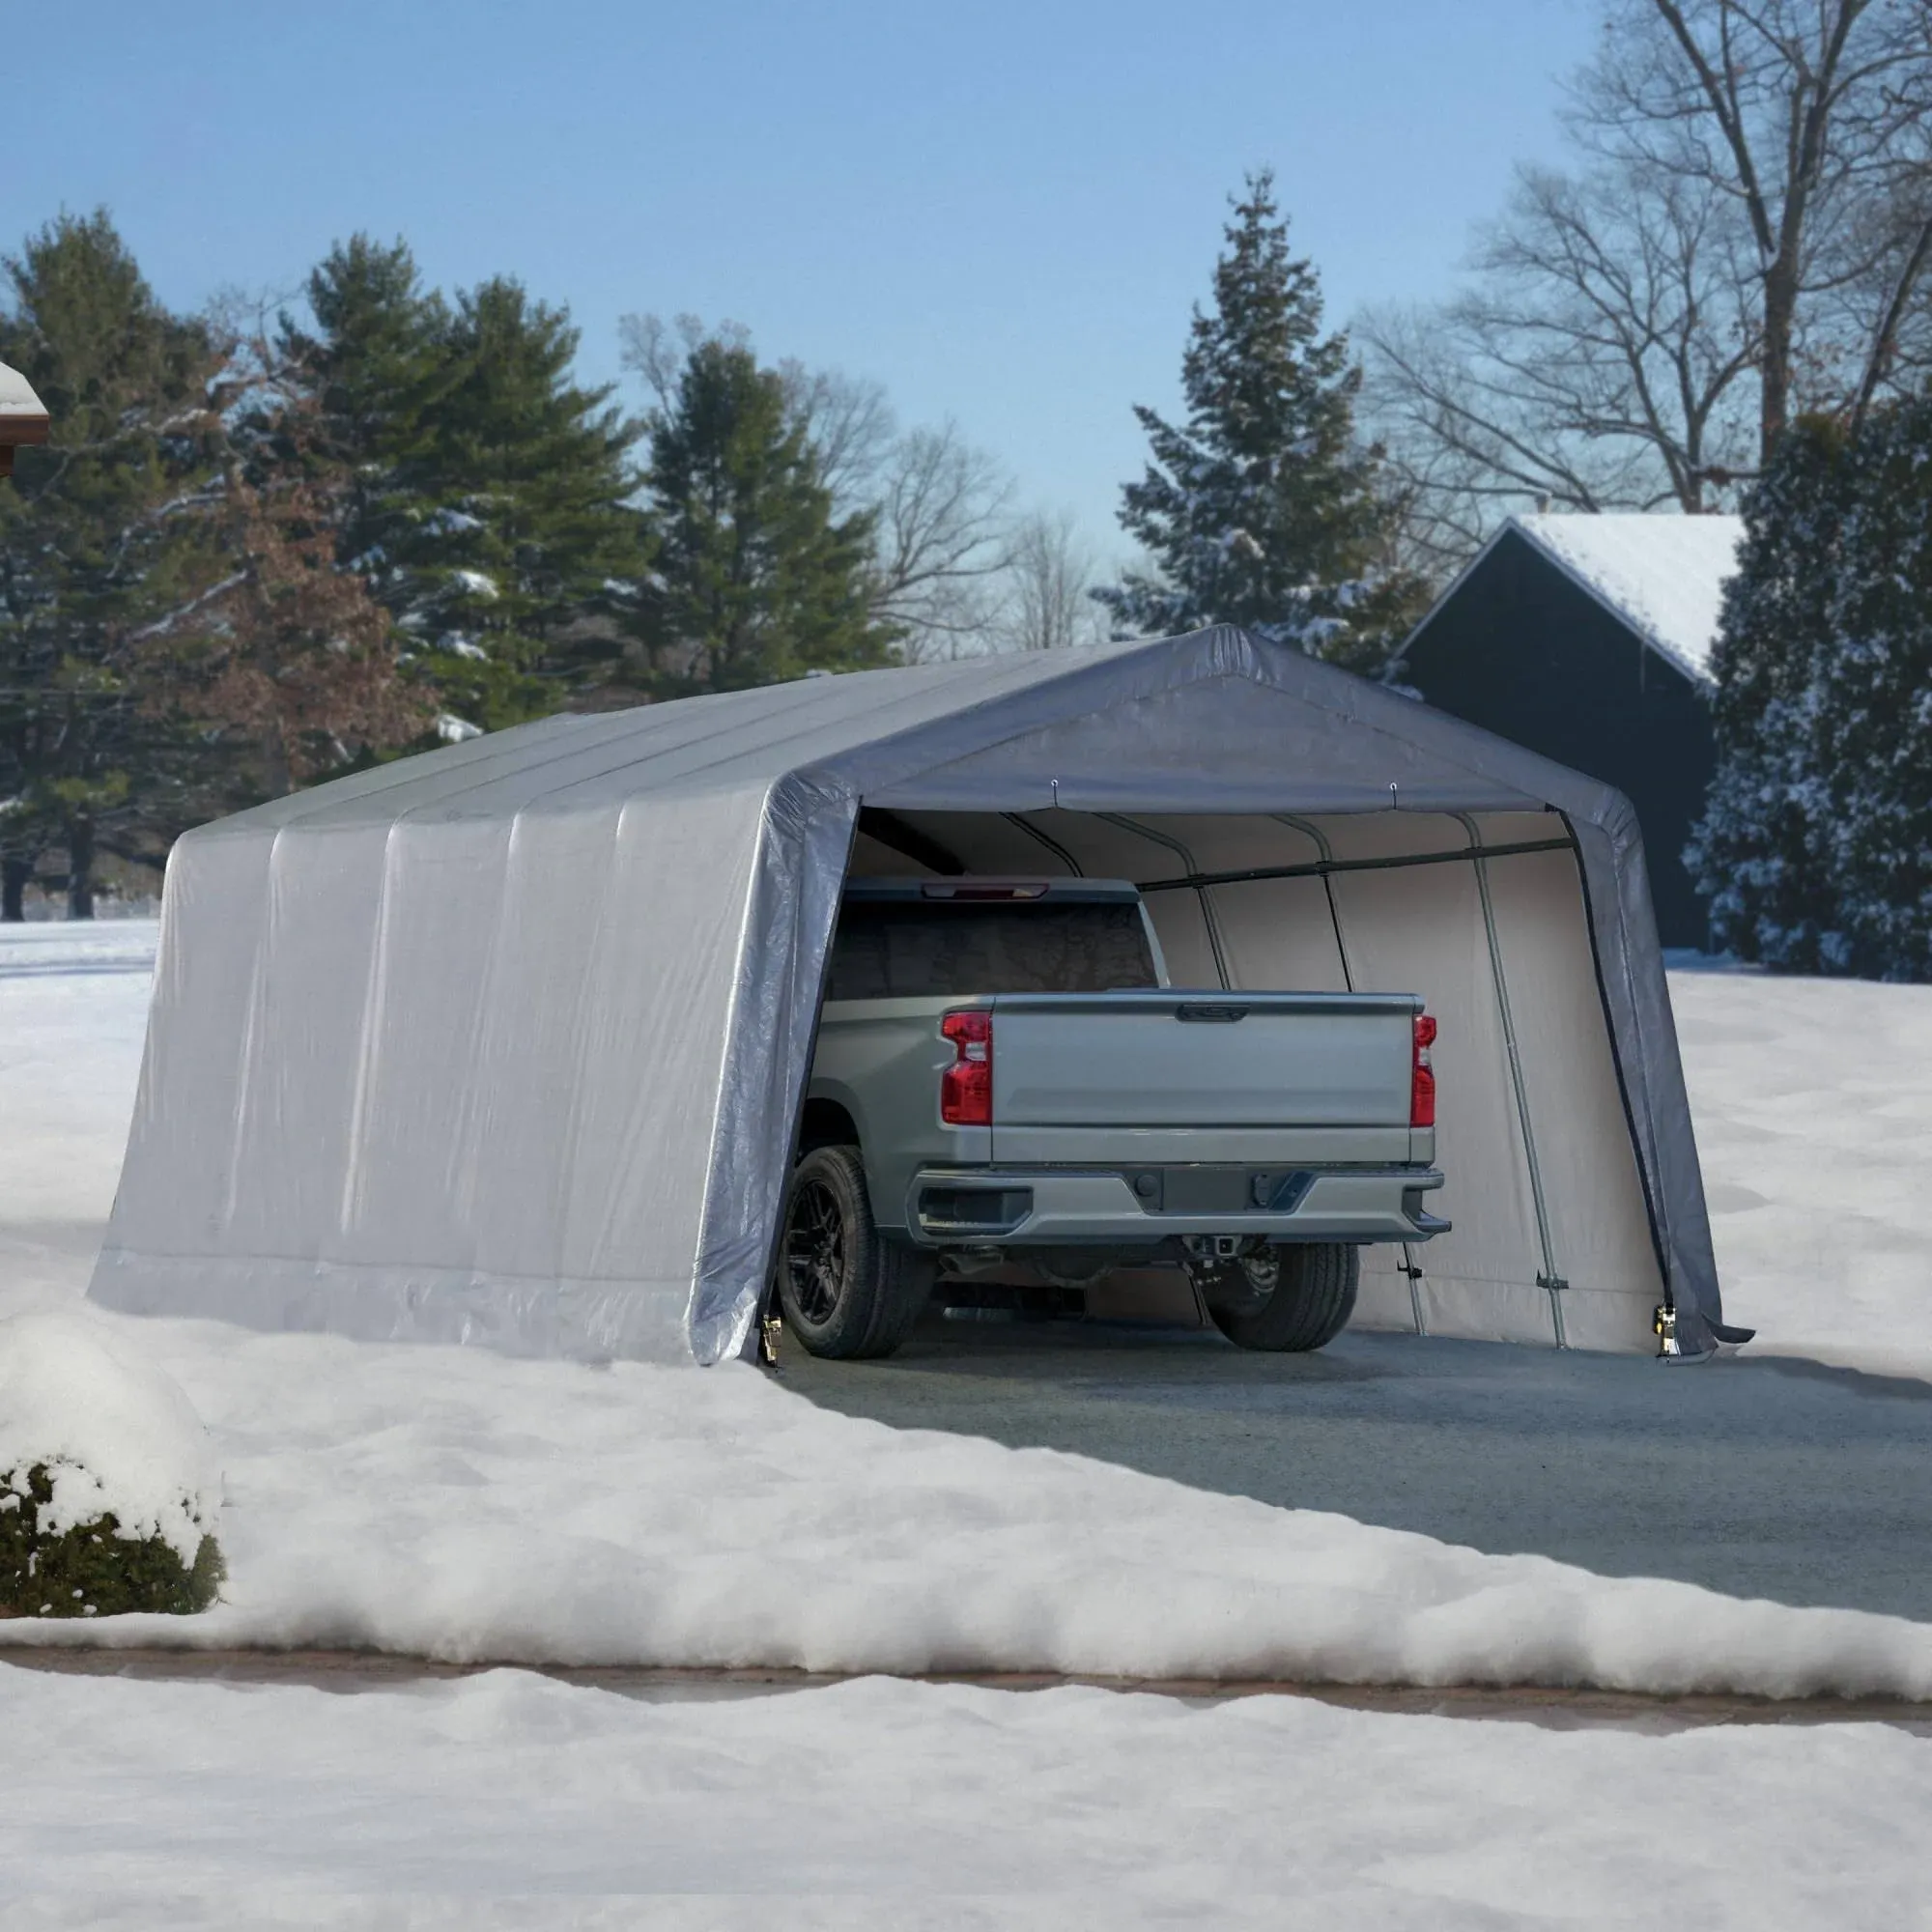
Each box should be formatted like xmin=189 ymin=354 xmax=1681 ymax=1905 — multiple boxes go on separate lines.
xmin=1197 ymin=1242 xmax=1360 ymax=1352
xmin=774 ymin=1146 xmax=935 ymax=1360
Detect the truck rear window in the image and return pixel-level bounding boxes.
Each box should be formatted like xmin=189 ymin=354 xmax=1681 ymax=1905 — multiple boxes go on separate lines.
xmin=827 ymin=900 xmax=1158 ymax=1000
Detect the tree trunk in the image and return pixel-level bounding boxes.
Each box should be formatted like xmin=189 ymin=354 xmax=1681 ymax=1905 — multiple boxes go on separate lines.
xmin=1761 ymin=259 xmax=1799 ymax=464
xmin=1 ymin=855 xmax=30 ymax=923
xmin=66 ymin=817 xmax=96 ymax=921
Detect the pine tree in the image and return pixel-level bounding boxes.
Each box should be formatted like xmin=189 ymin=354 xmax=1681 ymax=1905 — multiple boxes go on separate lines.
xmin=637 ymin=339 xmax=896 ymax=694
xmin=1095 ymin=172 xmax=1423 ymax=672
xmin=277 ymin=236 xmax=448 ymax=598
xmin=1689 ymin=396 xmax=1932 ymax=977
xmin=283 ymin=247 xmax=648 ymax=730
xmin=0 ymin=212 xmax=222 ymax=917
xmin=407 ymin=277 xmax=647 ymax=724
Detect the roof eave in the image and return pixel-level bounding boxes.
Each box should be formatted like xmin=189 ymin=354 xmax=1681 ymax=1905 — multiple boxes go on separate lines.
xmin=1505 ymin=517 xmax=1717 ymax=692
xmin=1404 ymin=516 xmax=1717 ymax=693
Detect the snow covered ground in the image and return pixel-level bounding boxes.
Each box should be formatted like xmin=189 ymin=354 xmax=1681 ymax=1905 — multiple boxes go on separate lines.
xmin=4 ymin=1664 xmax=1929 ymax=1927
xmin=3 ymin=921 xmax=1931 ymax=1921
xmin=0 ymin=920 xmax=155 ymax=1296
xmin=1670 ymin=965 xmax=1932 ymax=1381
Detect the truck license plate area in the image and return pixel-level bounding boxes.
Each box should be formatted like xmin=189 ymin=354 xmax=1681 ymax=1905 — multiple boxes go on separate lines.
xmin=1146 ymin=1168 xmax=1314 ymax=1215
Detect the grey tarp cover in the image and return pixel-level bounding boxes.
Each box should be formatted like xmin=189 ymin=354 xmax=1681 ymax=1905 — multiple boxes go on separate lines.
xmin=90 ymin=627 xmax=1726 ymax=1361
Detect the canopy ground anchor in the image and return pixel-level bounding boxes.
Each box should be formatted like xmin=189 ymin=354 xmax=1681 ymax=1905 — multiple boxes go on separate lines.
xmin=1653 ymin=1304 xmax=1680 ymax=1358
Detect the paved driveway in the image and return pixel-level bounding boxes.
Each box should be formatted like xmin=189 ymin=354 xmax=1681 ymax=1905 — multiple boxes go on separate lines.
xmin=785 ymin=1315 xmax=1932 ymax=1623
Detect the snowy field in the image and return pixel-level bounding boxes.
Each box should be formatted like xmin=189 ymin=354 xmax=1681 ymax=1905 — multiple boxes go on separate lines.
xmin=1668 ymin=964 xmax=1932 ymax=1382
xmin=4 ymin=1665 xmax=1930 ymax=1928
xmin=4 ymin=921 xmax=1931 ymax=1923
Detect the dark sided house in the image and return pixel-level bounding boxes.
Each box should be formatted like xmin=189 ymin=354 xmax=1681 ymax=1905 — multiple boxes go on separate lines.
xmin=1391 ymin=513 xmax=1742 ymax=951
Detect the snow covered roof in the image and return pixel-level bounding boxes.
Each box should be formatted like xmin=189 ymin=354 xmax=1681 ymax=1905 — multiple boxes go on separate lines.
xmin=1505 ymin=513 xmax=1744 ymax=685
xmin=0 ymin=359 xmax=49 ymax=440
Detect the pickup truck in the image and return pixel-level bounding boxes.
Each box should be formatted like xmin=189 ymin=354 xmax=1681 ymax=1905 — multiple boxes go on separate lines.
xmin=774 ymin=877 xmax=1447 ymax=1360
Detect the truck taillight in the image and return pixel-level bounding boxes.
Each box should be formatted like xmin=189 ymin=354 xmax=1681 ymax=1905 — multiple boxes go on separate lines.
xmin=1411 ymin=1012 xmax=1437 ymax=1129
xmin=940 ymin=1009 xmax=993 ymax=1126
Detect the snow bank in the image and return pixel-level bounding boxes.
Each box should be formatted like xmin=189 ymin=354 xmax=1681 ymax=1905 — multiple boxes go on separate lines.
xmin=1674 ymin=968 xmax=1932 ymax=1380
xmin=0 ymin=1310 xmax=220 ymax=1569
xmin=0 ymin=1324 xmax=1926 ymax=1700
xmin=3 ymin=1666 xmax=1928 ymax=1923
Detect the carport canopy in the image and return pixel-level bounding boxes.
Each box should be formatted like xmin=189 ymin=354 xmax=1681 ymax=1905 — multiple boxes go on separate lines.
xmin=91 ymin=627 xmax=1732 ymax=1362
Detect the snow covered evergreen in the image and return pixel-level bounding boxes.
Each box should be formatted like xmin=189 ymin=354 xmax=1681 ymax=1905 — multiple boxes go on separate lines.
xmin=1094 ymin=173 xmax=1422 ymax=673
xmin=1690 ymin=396 xmax=1932 ymax=978
xmin=283 ymin=241 xmax=647 ymax=732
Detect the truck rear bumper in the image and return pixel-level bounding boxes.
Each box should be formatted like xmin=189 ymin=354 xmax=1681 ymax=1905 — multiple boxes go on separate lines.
xmin=902 ymin=1166 xmax=1448 ymax=1248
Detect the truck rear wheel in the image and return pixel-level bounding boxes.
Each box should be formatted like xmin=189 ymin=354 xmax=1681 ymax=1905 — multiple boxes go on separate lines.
xmin=775 ymin=1146 xmax=934 ymax=1360
xmin=1197 ymin=1242 xmax=1359 ymax=1352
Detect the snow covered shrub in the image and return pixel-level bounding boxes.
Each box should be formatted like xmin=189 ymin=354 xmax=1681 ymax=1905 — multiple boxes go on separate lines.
xmin=1 ymin=1462 xmax=224 ymax=1616
xmin=1689 ymin=396 xmax=1932 ymax=978
xmin=0 ymin=1314 xmax=223 ymax=1618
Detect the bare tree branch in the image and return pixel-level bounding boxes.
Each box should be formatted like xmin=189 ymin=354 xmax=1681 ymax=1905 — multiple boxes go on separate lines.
xmin=1580 ymin=0 xmax=1932 ymax=452
xmin=778 ymin=363 xmax=896 ymax=513
xmin=618 ymin=312 xmax=1013 ymax=660
xmin=1362 ymin=0 xmax=1932 ymax=567
xmin=991 ymin=509 xmax=1106 ymax=654
xmin=864 ymin=422 xmax=1012 ymax=652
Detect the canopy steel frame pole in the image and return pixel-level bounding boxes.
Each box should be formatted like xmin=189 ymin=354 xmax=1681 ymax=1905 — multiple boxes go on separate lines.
xmin=1097 ymin=812 xmax=1231 ymax=991
xmin=1273 ymin=812 xmax=1426 ymax=1335
xmin=1270 ymin=814 xmax=1357 ymax=991
xmin=1453 ymin=813 xmax=1567 ymax=1348
xmin=1001 ymin=811 xmax=1084 ymax=876
xmin=1135 ymin=837 xmax=1577 ymax=895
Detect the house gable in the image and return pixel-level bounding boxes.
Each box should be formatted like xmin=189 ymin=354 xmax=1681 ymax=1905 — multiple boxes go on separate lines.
xmin=1398 ymin=526 xmax=1716 ymax=949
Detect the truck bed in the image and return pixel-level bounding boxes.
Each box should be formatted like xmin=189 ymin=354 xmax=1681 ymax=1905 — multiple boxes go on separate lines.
xmin=988 ymin=990 xmax=1419 ymax=1167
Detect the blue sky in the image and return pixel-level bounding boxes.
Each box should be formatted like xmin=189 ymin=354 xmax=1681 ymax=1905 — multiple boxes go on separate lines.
xmin=17 ymin=0 xmax=1596 ymax=554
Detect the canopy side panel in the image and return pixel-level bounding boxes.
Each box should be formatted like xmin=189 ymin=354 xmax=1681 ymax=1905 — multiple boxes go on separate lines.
xmin=689 ymin=776 xmax=860 ymax=1364
xmin=91 ymin=817 xmax=398 ymax=1325
xmin=551 ymin=786 xmax=770 ymax=1330
xmin=1321 ymin=828 xmax=1553 ymax=1344
xmin=327 ymin=812 xmax=517 ymax=1275
xmin=93 ymin=826 xmax=274 ymax=1280
xmin=350 ymin=810 xmax=611 ymax=1281
xmin=95 ymin=785 xmax=772 ymax=1361
xmin=1134 ymin=814 xmax=1351 ymax=994
xmin=1030 ymin=811 xmax=1352 ymax=996
xmin=221 ymin=821 xmax=398 ymax=1256
xmin=1482 ymin=842 xmax=1662 ymax=1350
xmin=1182 ymin=877 xmax=1353 ymax=999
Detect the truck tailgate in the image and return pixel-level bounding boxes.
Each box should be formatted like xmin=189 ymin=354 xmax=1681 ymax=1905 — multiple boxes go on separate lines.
xmin=987 ymin=991 xmax=1417 ymax=1148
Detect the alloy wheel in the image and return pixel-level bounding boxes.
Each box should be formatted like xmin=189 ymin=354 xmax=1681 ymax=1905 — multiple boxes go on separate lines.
xmin=784 ymin=1178 xmax=846 ymax=1322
